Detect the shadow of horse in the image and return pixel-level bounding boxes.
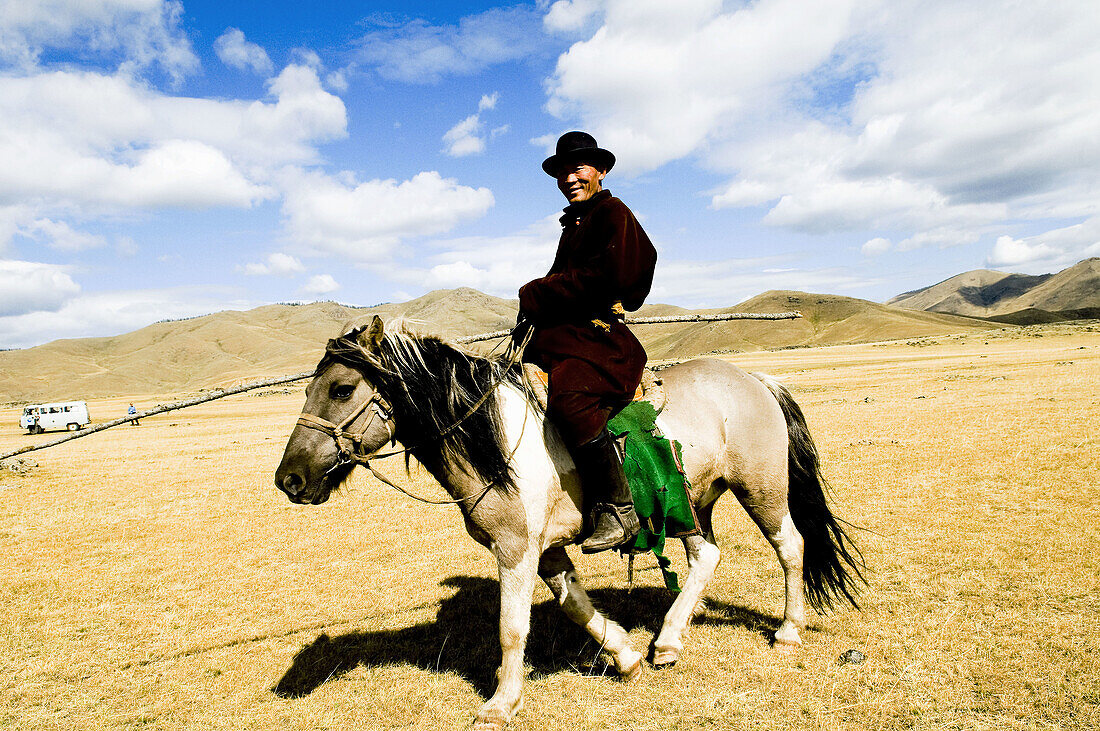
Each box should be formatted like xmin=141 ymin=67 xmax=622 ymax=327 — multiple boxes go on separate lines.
xmin=272 ymin=575 xmax=782 ymax=699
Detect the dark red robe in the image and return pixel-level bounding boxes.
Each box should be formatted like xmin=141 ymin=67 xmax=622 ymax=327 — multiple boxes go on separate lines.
xmin=519 ymin=189 xmax=657 ymax=447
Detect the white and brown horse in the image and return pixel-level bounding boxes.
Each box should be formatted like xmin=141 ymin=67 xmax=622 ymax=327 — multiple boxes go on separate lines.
xmin=275 ymin=316 xmax=864 ymax=730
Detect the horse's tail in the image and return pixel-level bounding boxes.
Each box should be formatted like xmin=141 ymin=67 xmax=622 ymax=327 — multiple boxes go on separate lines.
xmin=752 ymin=373 xmax=866 ymax=612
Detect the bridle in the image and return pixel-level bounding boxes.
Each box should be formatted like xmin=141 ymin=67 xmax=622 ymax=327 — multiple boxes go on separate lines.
xmin=295 ymin=389 xmax=396 ymax=465
xmin=291 ymin=326 xmax=533 ymax=505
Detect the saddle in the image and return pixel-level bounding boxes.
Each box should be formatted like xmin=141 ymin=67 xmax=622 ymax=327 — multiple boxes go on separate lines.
xmin=520 ymin=364 xmax=665 ymax=414
xmin=522 ymin=365 xmax=697 ymax=591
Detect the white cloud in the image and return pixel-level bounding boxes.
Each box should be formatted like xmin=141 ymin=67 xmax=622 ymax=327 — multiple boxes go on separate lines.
xmin=862 ymin=237 xmax=891 ymax=256
xmin=987 ymin=236 xmax=1058 ymax=269
xmin=985 ymin=217 xmax=1100 ymax=271
xmin=292 ymin=48 xmax=322 ymax=69
xmin=325 ymin=69 xmax=349 ymax=92
xmin=0 ymin=209 xmax=110 ymax=252
xmin=123 ymin=140 xmax=272 ymax=208
xmin=545 ymin=0 xmax=1100 ymax=261
xmin=0 ymin=60 xmax=352 ymax=332
xmin=0 ymin=259 xmax=81 ymax=317
xmin=383 ymin=214 xmax=562 ymax=296
xmin=0 ymin=0 xmax=198 ymax=83
xmin=0 ymin=286 xmax=259 ymax=349
xmin=478 ymin=92 xmax=498 ymax=111
xmin=545 ymin=0 xmax=857 ymax=175
xmin=894 ymin=227 xmax=982 ymax=252
xmin=378 ymin=216 xmax=867 ymax=310
xmin=214 ymin=28 xmax=274 ymax=76
xmin=544 ymin=0 xmax=603 ymax=34
xmin=300 ymin=274 xmax=339 ymax=295
xmin=25 ymin=219 xmax=107 ymax=251
xmin=241 ymin=252 xmax=305 ymax=276
xmin=442 ymin=92 xmax=504 ymax=157
xmin=374 ymin=214 xmax=864 ymax=310
xmin=0 ymin=65 xmax=346 ymax=215
xmin=843 ymin=2 xmax=1100 ymax=215
xmin=753 ymin=149 xmax=1009 ymax=237
xmin=0 ymin=137 xmax=271 ymax=209
xmin=651 ymin=258 xmax=877 ymax=309
xmin=279 ymin=168 xmax=494 ymax=261
xmin=443 ymin=114 xmax=486 ymax=157
xmin=0 ymin=205 xmax=29 ymax=251
xmin=354 ymin=7 xmax=547 ymax=84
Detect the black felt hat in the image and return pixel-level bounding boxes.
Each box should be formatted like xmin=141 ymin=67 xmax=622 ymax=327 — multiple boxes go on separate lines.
xmin=541 ymin=131 xmax=616 ymax=176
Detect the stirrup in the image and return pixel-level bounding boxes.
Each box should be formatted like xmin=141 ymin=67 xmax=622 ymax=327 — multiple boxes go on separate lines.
xmin=581 ymin=503 xmax=640 ymax=554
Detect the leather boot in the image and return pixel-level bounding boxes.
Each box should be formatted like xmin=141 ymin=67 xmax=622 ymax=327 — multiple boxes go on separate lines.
xmin=575 ymin=430 xmax=640 ymax=554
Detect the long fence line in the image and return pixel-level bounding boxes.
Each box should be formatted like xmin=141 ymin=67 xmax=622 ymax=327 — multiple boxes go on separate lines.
xmin=0 ymin=371 xmax=313 ymax=463
xmin=0 ymin=311 xmax=801 ymax=463
xmin=456 ymin=311 xmax=802 ymax=344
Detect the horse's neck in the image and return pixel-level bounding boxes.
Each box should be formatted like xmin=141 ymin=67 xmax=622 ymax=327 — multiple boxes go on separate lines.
xmin=428 ymin=380 xmax=583 ymax=553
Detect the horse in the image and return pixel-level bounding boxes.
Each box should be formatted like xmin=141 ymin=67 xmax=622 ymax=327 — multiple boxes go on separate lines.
xmin=275 ymin=316 xmax=864 ymax=730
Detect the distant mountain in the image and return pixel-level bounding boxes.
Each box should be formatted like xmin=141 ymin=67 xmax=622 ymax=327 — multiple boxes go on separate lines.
xmin=888 ymin=258 xmax=1100 ymax=318
xmin=982 ymin=307 xmax=1100 ymax=326
xmin=0 ymin=288 xmax=517 ymax=403
xmin=0 ymin=288 xmax=1000 ymax=403
xmin=639 ymin=291 xmax=1001 ymax=358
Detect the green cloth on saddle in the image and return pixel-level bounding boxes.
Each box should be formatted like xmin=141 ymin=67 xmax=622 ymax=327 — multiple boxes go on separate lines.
xmin=608 ymin=400 xmax=699 ymax=592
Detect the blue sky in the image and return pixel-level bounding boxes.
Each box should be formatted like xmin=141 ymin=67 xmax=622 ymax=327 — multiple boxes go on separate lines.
xmin=1 ymin=0 xmax=1098 ymax=348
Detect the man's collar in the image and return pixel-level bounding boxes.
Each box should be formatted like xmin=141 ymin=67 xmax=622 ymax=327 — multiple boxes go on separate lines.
xmin=560 ymin=189 xmax=611 ymax=225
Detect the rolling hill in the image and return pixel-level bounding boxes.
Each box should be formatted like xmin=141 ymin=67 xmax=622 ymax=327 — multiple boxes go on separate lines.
xmin=888 ymin=257 xmax=1100 ymax=318
xmin=0 ymin=288 xmax=1002 ymax=403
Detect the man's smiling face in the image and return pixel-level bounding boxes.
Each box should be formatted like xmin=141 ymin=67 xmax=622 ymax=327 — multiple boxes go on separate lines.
xmin=556 ymin=162 xmax=605 ymax=203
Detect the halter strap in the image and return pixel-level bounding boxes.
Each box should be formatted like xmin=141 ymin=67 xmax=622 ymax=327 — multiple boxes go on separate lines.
xmin=295 ymin=391 xmax=394 ymax=458
xmin=294 ymin=325 xmax=534 ymax=505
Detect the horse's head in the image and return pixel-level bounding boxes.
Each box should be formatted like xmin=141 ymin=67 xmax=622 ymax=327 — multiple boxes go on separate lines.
xmin=275 ymin=316 xmax=395 ymax=505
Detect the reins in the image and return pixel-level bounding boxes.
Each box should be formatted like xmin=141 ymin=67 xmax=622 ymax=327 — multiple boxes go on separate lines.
xmin=294 ymin=326 xmax=534 ymax=506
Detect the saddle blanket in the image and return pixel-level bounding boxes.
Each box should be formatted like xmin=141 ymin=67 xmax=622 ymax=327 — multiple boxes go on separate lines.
xmin=608 ymin=399 xmax=700 ymax=591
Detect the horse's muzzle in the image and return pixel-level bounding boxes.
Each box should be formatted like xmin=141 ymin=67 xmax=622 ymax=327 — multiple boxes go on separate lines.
xmin=275 ymin=454 xmax=352 ymax=505
xmin=274 ymin=466 xmax=326 ymax=504
xmin=275 ymin=471 xmax=303 ymax=502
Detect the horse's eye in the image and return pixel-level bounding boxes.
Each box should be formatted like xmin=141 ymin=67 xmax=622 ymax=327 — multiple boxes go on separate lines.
xmin=330 ymin=384 xmax=356 ymax=400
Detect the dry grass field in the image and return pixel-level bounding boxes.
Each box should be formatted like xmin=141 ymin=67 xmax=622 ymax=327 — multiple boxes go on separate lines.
xmin=2 ymin=323 xmax=1097 ymax=730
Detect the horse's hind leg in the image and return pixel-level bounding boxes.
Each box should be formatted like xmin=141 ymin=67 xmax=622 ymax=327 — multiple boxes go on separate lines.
xmin=757 ymin=508 xmax=807 ymax=647
xmin=653 ymin=505 xmax=721 ymax=667
xmin=538 ymin=547 xmax=643 ymax=680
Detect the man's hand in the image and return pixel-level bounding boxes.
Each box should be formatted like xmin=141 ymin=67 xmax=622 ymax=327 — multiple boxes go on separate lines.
xmin=511 ymin=312 xmax=534 ymax=348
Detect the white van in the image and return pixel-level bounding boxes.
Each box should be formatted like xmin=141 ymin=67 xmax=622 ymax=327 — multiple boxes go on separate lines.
xmin=20 ymin=401 xmax=91 ymax=434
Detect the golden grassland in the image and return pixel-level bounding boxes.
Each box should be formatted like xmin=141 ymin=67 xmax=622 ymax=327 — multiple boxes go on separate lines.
xmin=1 ymin=323 xmax=1097 ymax=730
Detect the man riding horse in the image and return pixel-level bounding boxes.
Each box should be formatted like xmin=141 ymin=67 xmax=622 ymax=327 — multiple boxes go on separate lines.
xmin=516 ymin=131 xmax=657 ymax=554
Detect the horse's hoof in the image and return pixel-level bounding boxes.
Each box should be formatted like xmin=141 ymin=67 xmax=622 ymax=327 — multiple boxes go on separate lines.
xmin=472 ymin=722 xmax=505 ymax=731
xmin=772 ymin=622 xmax=803 ymax=650
xmin=474 ymin=698 xmax=520 ymax=730
xmin=771 ymin=635 xmax=802 ymax=653
xmin=620 ymin=657 xmax=643 ymax=683
xmin=472 ymin=711 xmax=509 ymax=731
xmin=651 ymin=648 xmax=680 ymax=667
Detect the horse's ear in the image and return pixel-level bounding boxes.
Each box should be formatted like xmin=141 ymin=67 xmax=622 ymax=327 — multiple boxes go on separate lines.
xmin=359 ymin=315 xmax=385 ymax=351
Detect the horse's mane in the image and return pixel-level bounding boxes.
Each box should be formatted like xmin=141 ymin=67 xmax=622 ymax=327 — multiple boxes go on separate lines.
xmin=316 ymin=321 xmax=532 ymax=492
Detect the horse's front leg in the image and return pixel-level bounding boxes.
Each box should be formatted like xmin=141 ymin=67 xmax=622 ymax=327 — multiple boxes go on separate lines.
xmin=474 ymin=543 xmax=540 ymax=731
xmin=538 ymin=547 xmax=643 ymax=680
xmin=653 ymin=532 xmax=721 ymax=666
